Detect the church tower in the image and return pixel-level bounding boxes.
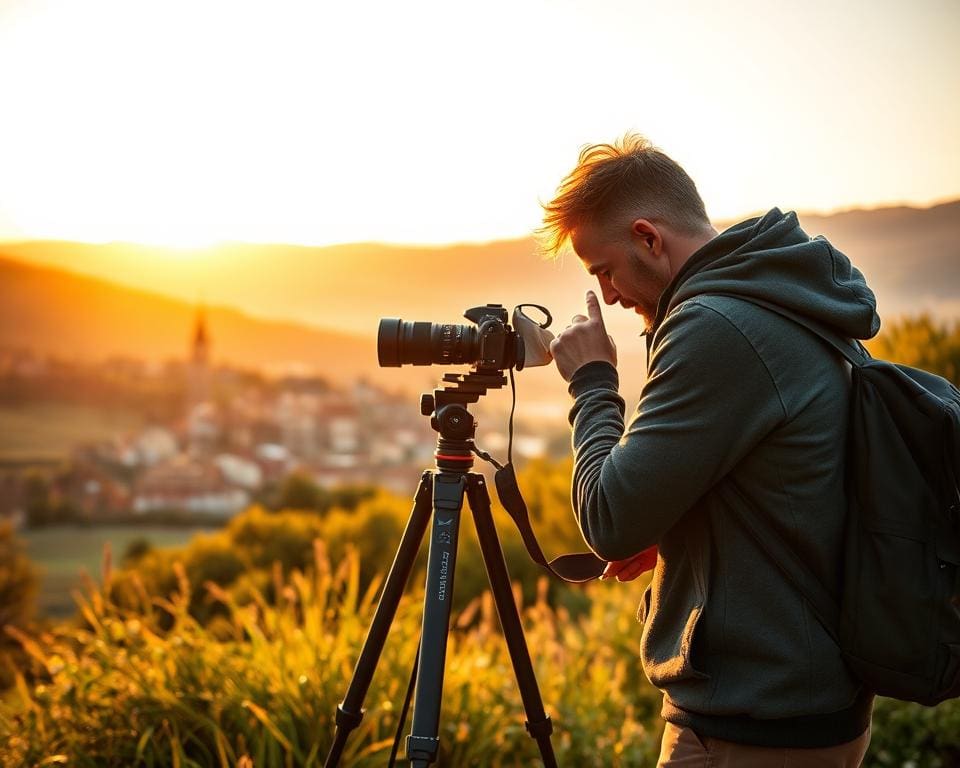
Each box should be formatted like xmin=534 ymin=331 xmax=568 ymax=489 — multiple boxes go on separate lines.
xmin=186 ymin=306 xmax=218 ymax=455
xmin=187 ymin=307 xmax=212 ymax=410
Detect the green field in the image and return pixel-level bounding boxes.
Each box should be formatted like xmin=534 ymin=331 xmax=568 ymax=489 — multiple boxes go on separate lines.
xmin=0 ymin=402 xmax=142 ymax=462
xmin=22 ymin=525 xmax=213 ymax=617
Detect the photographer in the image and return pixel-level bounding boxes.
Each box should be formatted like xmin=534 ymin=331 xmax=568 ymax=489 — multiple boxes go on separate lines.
xmin=543 ymin=135 xmax=876 ymax=766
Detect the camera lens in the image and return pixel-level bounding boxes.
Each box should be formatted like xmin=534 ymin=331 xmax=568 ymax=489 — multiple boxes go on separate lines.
xmin=378 ymin=319 xmax=479 ymax=367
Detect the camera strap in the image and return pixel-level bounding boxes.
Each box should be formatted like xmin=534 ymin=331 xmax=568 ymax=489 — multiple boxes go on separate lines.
xmin=471 ymin=368 xmax=606 ymax=583
xmin=493 ymin=462 xmax=606 ymax=582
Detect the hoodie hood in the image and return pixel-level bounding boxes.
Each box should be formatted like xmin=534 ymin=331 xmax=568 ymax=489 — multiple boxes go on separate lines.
xmin=650 ymin=208 xmax=880 ymax=342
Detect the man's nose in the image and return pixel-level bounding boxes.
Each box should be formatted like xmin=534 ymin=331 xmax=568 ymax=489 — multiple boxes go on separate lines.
xmin=599 ymin=279 xmax=619 ymax=305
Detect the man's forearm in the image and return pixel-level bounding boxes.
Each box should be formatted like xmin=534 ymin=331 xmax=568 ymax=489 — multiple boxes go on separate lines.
xmin=567 ymin=361 xmax=643 ymax=560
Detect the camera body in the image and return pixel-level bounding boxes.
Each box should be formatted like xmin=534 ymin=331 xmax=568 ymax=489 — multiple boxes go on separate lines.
xmin=378 ymin=304 xmax=524 ymax=371
xmin=462 ymin=304 xmax=522 ymax=370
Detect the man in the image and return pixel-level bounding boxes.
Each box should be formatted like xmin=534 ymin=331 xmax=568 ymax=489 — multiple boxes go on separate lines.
xmin=542 ymin=135 xmax=877 ymax=766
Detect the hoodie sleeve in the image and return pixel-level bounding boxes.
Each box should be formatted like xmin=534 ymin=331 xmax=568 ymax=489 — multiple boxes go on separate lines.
xmin=567 ymin=299 xmax=785 ymax=561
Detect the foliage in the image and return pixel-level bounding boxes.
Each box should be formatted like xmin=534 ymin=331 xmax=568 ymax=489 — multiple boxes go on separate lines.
xmin=0 ymin=521 xmax=39 ymax=630
xmin=260 ymin=473 xmax=377 ymax=515
xmin=276 ymin=472 xmax=326 ymax=512
xmin=105 ymin=461 xmax=594 ymax=627
xmin=868 ymin=696 xmax=960 ymax=768
xmin=7 ymin=455 xmax=960 ymax=764
xmin=23 ymin=471 xmax=78 ymax=528
xmin=867 ymin=313 xmax=960 ymax=384
xmin=0 ymin=521 xmax=40 ymax=689
xmin=0 ymin=545 xmax=663 ymax=767
xmin=122 ymin=536 xmax=154 ymax=566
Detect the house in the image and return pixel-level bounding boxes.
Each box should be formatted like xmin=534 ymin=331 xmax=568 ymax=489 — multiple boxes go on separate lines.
xmin=132 ymin=454 xmax=248 ymax=517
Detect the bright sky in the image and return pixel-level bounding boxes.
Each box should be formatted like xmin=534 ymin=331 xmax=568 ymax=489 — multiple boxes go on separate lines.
xmin=0 ymin=0 xmax=957 ymax=247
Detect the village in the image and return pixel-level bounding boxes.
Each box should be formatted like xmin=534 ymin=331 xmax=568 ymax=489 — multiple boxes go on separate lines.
xmin=0 ymin=311 xmax=552 ymax=528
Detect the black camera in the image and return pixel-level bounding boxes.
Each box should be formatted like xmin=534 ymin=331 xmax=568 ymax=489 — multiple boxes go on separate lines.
xmin=378 ymin=304 xmax=524 ymax=371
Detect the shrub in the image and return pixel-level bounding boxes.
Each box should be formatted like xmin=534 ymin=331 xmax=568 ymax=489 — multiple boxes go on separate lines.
xmin=0 ymin=521 xmax=40 ymax=690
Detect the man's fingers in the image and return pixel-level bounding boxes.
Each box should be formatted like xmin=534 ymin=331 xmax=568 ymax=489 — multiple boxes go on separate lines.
xmin=585 ymin=290 xmax=604 ymax=323
xmin=571 ymin=313 xmax=589 ymax=324
xmin=617 ymin=563 xmax=647 ymax=582
xmin=600 ymin=561 xmax=624 ymax=580
xmin=602 ymin=546 xmax=659 ymax=582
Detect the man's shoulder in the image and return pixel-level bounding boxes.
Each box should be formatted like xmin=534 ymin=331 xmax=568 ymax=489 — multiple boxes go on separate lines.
xmin=657 ymin=294 xmax=848 ymax=412
xmin=658 ymin=294 xmax=808 ymax=349
xmin=653 ymin=295 xmax=771 ymax=352
xmin=676 ymin=294 xmax=770 ymax=326
xmin=651 ymin=294 xmax=828 ymax=381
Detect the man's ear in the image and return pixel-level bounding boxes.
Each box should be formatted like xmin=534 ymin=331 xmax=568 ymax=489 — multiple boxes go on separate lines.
xmin=630 ymin=218 xmax=663 ymax=257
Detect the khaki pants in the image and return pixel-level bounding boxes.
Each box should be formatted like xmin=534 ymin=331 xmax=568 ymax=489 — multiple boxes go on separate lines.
xmin=657 ymin=722 xmax=871 ymax=767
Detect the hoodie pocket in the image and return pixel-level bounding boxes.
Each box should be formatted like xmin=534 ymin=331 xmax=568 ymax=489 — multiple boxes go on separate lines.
xmin=642 ymin=593 xmax=711 ymax=687
xmin=637 ymin=585 xmax=652 ymax=624
xmin=642 ymin=511 xmax=713 ymax=687
xmin=678 ymin=603 xmax=711 ymax=681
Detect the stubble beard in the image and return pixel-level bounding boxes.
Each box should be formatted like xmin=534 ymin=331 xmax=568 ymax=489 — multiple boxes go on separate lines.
xmin=626 ymin=247 xmax=667 ymax=326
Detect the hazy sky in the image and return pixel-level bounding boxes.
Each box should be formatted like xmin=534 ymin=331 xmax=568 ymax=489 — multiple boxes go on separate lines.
xmin=0 ymin=0 xmax=957 ymax=247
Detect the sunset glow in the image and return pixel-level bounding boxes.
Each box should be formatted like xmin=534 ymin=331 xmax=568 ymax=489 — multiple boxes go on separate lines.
xmin=0 ymin=0 xmax=957 ymax=247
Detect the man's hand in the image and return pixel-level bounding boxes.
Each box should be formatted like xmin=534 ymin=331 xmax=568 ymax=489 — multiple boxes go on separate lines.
xmin=600 ymin=545 xmax=658 ymax=582
xmin=549 ymin=290 xmax=617 ymax=381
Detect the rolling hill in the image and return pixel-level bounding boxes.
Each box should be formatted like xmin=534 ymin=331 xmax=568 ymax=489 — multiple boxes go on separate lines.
xmin=2 ymin=200 xmax=958 ymax=406
xmin=0 ymin=256 xmax=376 ymax=381
xmin=3 ymin=201 xmax=959 ymax=337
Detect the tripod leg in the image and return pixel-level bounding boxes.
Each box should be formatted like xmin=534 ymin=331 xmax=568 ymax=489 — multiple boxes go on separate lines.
xmin=406 ymin=472 xmax=467 ymax=768
xmin=324 ymin=473 xmax=434 ymax=768
xmin=466 ymin=473 xmax=558 ymax=768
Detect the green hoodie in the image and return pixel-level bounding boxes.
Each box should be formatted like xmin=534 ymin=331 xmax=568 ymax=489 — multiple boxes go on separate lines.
xmin=567 ymin=208 xmax=878 ymax=748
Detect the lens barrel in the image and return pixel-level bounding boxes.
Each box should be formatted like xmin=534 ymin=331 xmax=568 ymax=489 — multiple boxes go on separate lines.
xmin=378 ymin=319 xmax=480 ymax=367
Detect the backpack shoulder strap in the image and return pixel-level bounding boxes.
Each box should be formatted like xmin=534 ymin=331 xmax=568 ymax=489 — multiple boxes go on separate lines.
xmin=709 ymin=294 xmax=871 ymax=367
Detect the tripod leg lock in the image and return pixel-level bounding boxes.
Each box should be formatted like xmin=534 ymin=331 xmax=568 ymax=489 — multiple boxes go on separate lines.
xmin=525 ymin=715 xmax=554 ymax=739
xmin=406 ymin=734 xmax=440 ymax=762
xmin=335 ymin=704 xmax=365 ymax=730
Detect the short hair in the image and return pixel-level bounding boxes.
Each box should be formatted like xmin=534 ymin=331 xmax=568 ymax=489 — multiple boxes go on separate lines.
xmin=538 ymin=134 xmax=711 ymax=257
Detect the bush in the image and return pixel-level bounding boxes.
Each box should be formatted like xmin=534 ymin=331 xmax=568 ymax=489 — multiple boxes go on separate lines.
xmin=0 ymin=521 xmax=39 ymax=690
xmin=0 ymin=521 xmax=38 ymax=631
xmin=867 ymin=314 xmax=960 ymax=385
xmin=867 ymin=696 xmax=960 ymax=767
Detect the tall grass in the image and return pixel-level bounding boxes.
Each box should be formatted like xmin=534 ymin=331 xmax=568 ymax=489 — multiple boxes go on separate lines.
xmin=5 ymin=482 xmax=959 ymax=766
xmin=1 ymin=541 xmax=663 ymax=767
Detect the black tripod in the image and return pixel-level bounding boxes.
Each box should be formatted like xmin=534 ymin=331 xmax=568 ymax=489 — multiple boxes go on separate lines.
xmin=324 ymin=369 xmax=557 ymax=767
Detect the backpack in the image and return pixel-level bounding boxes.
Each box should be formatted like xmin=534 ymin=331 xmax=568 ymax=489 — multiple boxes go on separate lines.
xmin=724 ymin=298 xmax=960 ymax=706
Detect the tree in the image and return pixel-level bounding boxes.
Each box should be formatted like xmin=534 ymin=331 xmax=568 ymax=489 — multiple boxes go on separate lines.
xmin=23 ymin=472 xmax=53 ymax=527
xmin=867 ymin=314 xmax=960 ymax=385
xmin=0 ymin=521 xmax=38 ymax=630
xmin=276 ymin=472 xmax=324 ymax=512
xmin=121 ymin=537 xmax=153 ymax=566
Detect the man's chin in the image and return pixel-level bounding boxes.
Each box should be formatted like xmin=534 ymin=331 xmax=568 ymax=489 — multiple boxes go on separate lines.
xmin=634 ymin=306 xmax=654 ymax=332
xmin=621 ymin=303 xmax=651 ymax=324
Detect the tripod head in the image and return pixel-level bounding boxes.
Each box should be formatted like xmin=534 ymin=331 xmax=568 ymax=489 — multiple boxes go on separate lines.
xmin=419 ymin=367 xmax=508 ymax=472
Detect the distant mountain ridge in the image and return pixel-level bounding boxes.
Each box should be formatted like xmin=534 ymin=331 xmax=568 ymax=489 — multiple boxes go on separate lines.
xmin=0 ymin=256 xmax=380 ymax=384
xmin=2 ymin=200 xmax=958 ymax=405
xmin=3 ymin=200 xmax=959 ymax=335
